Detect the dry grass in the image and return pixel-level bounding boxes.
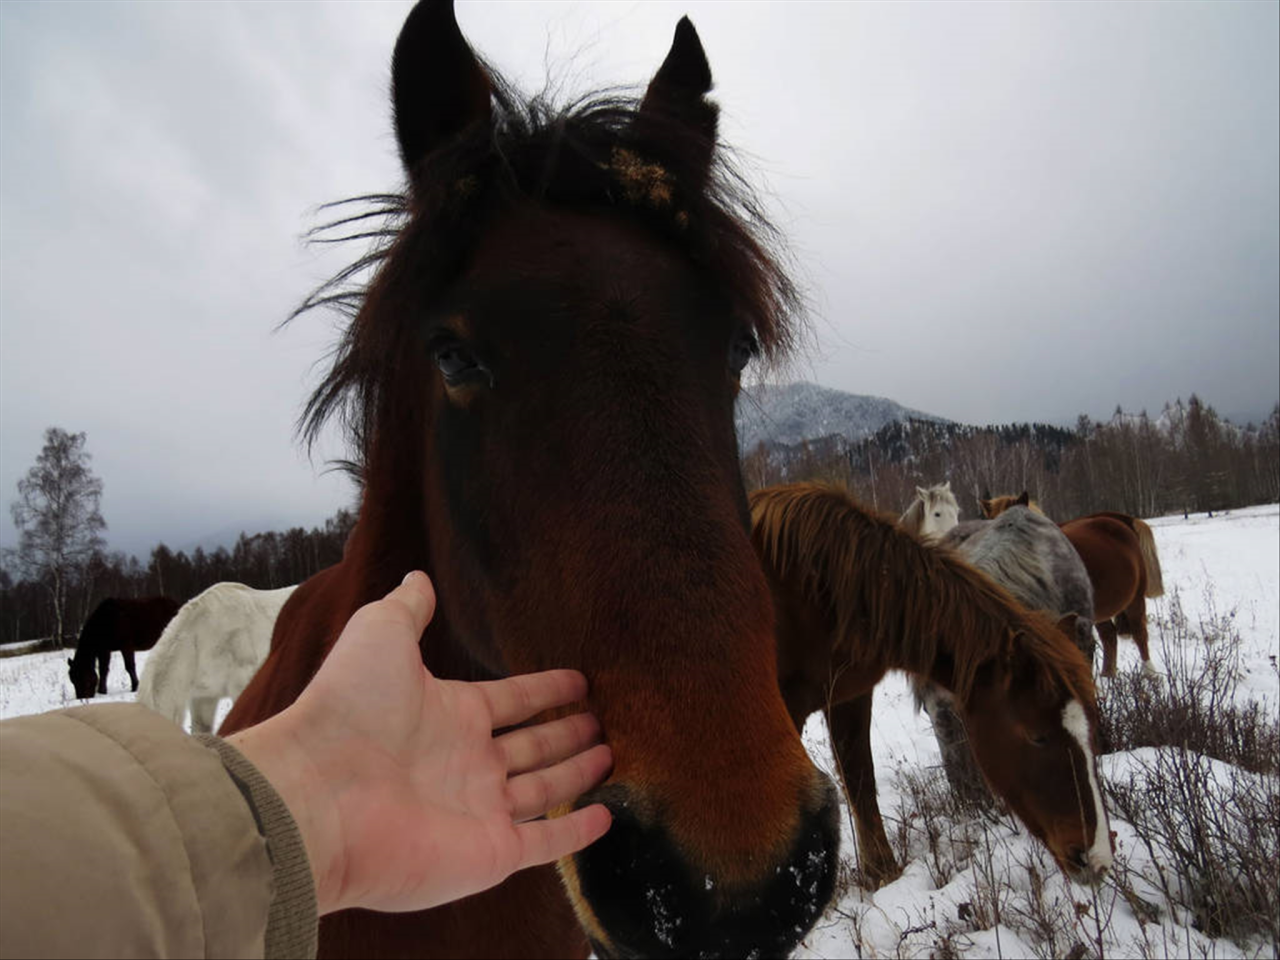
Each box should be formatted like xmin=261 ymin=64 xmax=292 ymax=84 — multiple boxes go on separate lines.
xmin=870 ymin=586 xmax=1278 ymax=958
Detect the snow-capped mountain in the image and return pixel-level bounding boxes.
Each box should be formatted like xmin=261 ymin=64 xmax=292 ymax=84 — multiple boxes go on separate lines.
xmin=735 ymin=381 xmax=947 ymax=452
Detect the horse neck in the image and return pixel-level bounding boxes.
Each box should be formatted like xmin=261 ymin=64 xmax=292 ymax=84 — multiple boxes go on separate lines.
xmin=69 ymin=642 xmax=94 ymax=667
xmin=69 ymin=609 xmax=106 ymax=664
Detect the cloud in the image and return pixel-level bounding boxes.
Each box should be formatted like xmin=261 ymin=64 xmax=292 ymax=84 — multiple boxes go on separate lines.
xmin=1 ymin=0 xmax=1275 ymax=558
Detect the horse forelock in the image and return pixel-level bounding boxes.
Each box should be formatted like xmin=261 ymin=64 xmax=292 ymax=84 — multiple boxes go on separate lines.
xmin=290 ymin=75 xmax=800 ymax=472
xmin=922 ymin=483 xmax=957 ymax=512
xmin=751 ymin=483 xmax=1097 ymax=710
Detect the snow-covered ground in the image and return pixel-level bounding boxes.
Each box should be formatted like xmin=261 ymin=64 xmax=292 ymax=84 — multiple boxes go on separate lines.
xmin=795 ymin=503 xmax=1279 ymax=960
xmin=3 ymin=504 xmax=1277 ymax=958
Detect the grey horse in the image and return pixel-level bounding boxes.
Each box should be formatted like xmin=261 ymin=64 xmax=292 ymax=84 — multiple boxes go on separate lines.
xmin=917 ymin=500 xmax=1096 ymax=805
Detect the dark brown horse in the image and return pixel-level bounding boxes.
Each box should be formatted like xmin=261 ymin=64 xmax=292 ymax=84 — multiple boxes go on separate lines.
xmin=982 ymin=495 xmax=1165 ymax=677
xmin=221 ymin=3 xmax=838 ymax=957
xmin=67 ymin=596 xmax=179 ymax=699
xmin=750 ymin=483 xmax=1112 ymax=889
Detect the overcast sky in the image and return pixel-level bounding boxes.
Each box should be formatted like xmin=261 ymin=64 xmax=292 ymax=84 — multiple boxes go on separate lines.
xmin=2 ymin=1 xmax=1277 ymax=560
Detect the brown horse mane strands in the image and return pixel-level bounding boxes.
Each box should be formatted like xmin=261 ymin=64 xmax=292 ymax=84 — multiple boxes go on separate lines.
xmin=750 ymin=483 xmax=1095 ymax=707
xmin=287 ymin=70 xmax=802 ymax=470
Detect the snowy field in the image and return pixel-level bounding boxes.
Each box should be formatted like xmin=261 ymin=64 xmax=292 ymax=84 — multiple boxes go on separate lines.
xmin=2 ymin=504 xmax=1277 ymax=958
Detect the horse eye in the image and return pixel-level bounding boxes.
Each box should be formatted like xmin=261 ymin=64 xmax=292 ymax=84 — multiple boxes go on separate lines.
xmin=434 ymin=343 xmax=490 ymax=387
xmin=1029 ymin=733 xmax=1048 ymax=747
xmin=729 ymin=331 xmax=759 ymax=375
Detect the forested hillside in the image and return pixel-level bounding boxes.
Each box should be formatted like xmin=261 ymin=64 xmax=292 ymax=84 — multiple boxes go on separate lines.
xmin=743 ymin=395 xmax=1280 ymax=521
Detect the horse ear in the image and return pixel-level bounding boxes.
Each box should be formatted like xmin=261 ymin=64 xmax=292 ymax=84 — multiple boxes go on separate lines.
xmin=979 ymin=498 xmax=992 ymax=517
xmin=916 ymin=486 xmax=928 ymax=500
xmin=942 ymin=481 xmax=952 ymax=492
xmin=391 ymin=0 xmax=492 ymax=185
xmin=1016 ymin=491 xmax=1030 ymax=506
xmin=637 ymin=18 xmax=718 ymax=186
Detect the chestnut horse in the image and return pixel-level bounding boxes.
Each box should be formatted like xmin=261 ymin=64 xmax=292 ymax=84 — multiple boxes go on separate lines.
xmin=750 ymin=483 xmax=1112 ymax=889
xmin=67 ymin=596 xmax=179 ymax=699
xmin=982 ymin=495 xmax=1165 ymax=677
xmin=221 ymin=3 xmax=839 ymax=958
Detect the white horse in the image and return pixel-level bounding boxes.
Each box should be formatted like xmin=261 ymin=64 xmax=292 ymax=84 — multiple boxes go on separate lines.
xmin=898 ymin=482 xmax=960 ymax=542
xmin=137 ymin=582 xmax=296 ymax=734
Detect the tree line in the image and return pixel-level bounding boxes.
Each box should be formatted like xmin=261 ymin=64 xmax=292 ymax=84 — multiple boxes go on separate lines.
xmin=1 ymin=427 xmax=357 ymax=648
xmin=743 ymin=395 xmax=1280 ymax=522
xmin=5 ymin=395 xmax=1277 ymax=647
xmin=0 ymin=508 xmax=356 ymax=648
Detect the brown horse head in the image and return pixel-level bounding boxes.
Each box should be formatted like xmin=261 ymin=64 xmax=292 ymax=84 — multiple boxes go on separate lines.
xmin=290 ymin=2 xmax=839 ymax=955
xmin=956 ymin=610 xmax=1112 ymax=883
xmin=980 ymin=490 xmax=1042 ymax=518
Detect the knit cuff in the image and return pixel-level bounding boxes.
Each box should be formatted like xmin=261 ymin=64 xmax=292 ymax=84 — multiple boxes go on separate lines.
xmin=197 ymin=734 xmax=319 ymax=960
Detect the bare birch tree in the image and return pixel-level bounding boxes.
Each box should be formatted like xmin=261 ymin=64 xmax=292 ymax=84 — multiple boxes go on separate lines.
xmin=8 ymin=428 xmax=106 ymax=646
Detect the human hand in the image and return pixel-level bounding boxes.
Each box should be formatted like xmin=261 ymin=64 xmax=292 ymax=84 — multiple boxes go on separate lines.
xmin=227 ymin=571 xmax=613 ymax=915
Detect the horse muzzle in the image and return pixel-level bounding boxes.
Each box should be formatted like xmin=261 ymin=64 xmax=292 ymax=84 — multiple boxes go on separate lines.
xmin=565 ymin=778 xmax=841 ymax=959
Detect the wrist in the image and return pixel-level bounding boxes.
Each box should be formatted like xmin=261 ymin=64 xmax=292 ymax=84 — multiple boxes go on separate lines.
xmin=226 ymin=707 xmax=346 ymax=914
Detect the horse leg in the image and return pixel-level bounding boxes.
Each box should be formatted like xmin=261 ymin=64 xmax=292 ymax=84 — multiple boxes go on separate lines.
xmin=189 ymin=697 xmax=221 ymax=735
xmin=920 ymin=686 xmax=991 ymax=810
xmin=1097 ymin=620 xmax=1119 ymax=678
xmin=826 ymin=695 xmax=900 ymax=887
xmin=97 ymin=651 xmax=110 ymax=695
xmin=1126 ymin=598 xmax=1158 ymax=676
xmin=1076 ymin=619 xmax=1098 ymax=666
xmin=122 ymin=648 xmax=139 ymax=692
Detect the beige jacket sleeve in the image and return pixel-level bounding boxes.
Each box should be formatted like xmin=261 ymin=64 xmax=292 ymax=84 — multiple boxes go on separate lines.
xmin=0 ymin=704 xmax=316 ymax=959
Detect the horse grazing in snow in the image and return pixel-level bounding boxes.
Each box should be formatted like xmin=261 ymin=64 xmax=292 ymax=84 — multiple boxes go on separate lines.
xmin=68 ymin=596 xmax=179 ymax=699
xmin=751 ymin=483 xmax=1111 ymax=889
xmin=899 ymin=481 xmax=960 ymax=542
xmin=137 ymin=583 xmax=296 ymax=734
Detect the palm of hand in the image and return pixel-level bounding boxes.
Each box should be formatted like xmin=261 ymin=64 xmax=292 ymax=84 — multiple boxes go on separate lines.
xmin=283 ymin=587 xmax=611 ymax=915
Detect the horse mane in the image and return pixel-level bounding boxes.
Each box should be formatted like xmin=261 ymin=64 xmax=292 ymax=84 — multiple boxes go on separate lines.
xmin=750 ymin=483 xmax=1095 ymax=707
xmin=290 ymin=69 xmax=802 ymax=467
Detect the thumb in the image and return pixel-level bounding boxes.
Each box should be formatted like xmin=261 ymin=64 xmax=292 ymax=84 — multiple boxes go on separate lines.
xmin=386 ymin=570 xmax=437 ymax=634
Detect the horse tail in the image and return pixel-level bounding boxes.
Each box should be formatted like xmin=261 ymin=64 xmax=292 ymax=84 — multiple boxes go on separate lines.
xmin=137 ymin=598 xmax=200 ymax=726
xmin=1132 ymin=518 xmax=1165 ymax=597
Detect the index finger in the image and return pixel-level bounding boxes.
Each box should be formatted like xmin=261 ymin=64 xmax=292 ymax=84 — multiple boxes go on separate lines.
xmin=476 ymin=670 xmax=589 ymax=728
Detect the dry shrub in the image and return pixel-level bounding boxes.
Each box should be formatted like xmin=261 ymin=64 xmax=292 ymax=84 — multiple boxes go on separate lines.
xmin=1098 ymin=592 xmax=1280 ymax=952
xmin=1098 ymin=593 xmax=1280 ymax=775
